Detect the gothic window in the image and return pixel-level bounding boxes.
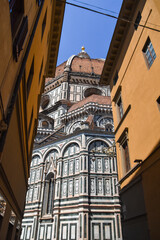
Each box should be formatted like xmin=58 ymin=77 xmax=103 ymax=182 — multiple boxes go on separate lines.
xmin=89 ymin=140 xmax=109 ymax=173
xmin=63 ymin=143 xmax=80 ymax=157
xmin=42 ymin=172 xmax=54 ymax=215
xmin=89 ymin=140 xmax=108 ymax=153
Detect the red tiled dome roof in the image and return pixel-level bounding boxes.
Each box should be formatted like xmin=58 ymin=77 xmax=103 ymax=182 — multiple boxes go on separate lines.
xmin=68 ymin=94 xmax=111 ymax=112
xmin=70 ymin=57 xmax=104 ymax=75
xmin=52 ymin=48 xmax=105 ymax=80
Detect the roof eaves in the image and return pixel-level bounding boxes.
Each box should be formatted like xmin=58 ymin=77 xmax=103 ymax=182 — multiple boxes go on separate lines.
xmin=100 ymin=0 xmax=143 ymax=87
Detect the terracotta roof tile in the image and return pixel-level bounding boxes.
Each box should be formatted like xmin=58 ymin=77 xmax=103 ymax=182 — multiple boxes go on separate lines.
xmin=71 ymin=57 xmax=104 ymax=75
xmin=68 ymin=94 xmax=111 ymax=112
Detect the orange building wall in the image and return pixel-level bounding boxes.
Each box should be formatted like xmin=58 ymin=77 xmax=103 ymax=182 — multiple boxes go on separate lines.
xmin=108 ymin=0 xmax=160 ymax=238
xmin=111 ymin=0 xmax=160 ymax=176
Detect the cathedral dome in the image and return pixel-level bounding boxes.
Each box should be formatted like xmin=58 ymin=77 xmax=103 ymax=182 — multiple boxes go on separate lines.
xmin=54 ymin=47 xmax=105 ymax=78
xmin=68 ymin=94 xmax=111 ymax=112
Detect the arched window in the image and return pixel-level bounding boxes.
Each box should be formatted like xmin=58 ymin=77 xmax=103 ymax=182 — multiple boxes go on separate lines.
xmin=74 ymin=127 xmax=81 ymax=132
xmin=42 ymin=150 xmax=58 ymax=216
xmin=63 ymin=143 xmax=80 ymax=157
xmin=88 ymin=140 xmax=109 ymax=173
xmin=84 ymin=88 xmax=102 ymax=98
xmin=88 ymin=140 xmax=108 ymax=153
xmin=31 ymin=156 xmax=40 ymax=167
xmin=88 ymin=141 xmax=112 ymax=196
xmin=42 ymin=172 xmax=54 ymax=215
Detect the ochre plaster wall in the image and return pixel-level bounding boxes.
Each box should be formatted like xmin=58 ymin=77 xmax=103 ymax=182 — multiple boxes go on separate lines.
xmin=111 ymin=0 xmax=160 ymax=176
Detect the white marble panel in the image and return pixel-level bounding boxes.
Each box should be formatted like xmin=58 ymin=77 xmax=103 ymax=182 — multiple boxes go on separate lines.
xmin=39 ymin=226 xmax=44 ymax=239
xmin=63 ymin=182 xmax=67 ymax=196
xmin=46 ymin=225 xmax=52 ymax=239
xmin=104 ymin=158 xmax=110 ymax=173
xmin=63 ymin=225 xmax=67 ymax=239
xmin=105 ymin=225 xmax=111 ymax=239
xmin=26 ymin=226 xmax=31 ymax=239
xmin=94 ymin=225 xmax=99 ymax=239
xmin=105 ymin=179 xmax=111 ymax=195
xmin=98 ymin=179 xmax=103 ymax=194
xmin=69 ymin=160 xmax=73 ymax=174
xmin=75 ymin=179 xmax=79 ymax=194
xmin=71 ymin=225 xmax=76 ymax=239
xmin=90 ymin=178 xmax=95 ymax=193
xmin=97 ymin=158 xmax=102 ymax=172
xmin=75 ymin=159 xmax=79 ymax=172
xmin=69 ymin=180 xmax=73 ymax=195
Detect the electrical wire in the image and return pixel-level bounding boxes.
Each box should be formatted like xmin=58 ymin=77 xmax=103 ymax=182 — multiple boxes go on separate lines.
xmin=71 ymin=0 xmax=119 ymax=15
xmin=71 ymin=0 xmax=160 ymax=28
xmin=57 ymin=0 xmax=160 ymax=33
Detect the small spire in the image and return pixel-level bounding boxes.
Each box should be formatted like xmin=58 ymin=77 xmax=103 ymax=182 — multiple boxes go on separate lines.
xmin=81 ymin=46 xmax=85 ymax=52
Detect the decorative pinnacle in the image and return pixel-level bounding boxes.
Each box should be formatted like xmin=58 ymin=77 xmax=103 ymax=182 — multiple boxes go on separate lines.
xmin=81 ymin=46 xmax=85 ymax=51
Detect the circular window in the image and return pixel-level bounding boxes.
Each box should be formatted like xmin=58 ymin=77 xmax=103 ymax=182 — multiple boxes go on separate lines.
xmin=41 ymin=95 xmax=50 ymax=110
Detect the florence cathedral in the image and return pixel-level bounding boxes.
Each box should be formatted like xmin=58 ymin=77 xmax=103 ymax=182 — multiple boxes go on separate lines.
xmin=21 ymin=47 xmax=122 ymax=240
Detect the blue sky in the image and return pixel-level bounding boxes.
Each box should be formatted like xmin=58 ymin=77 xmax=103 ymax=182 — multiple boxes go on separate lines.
xmin=57 ymin=0 xmax=123 ymax=65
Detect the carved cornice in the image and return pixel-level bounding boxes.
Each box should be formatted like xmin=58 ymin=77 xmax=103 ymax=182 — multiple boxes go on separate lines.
xmin=61 ymin=102 xmax=112 ymax=123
